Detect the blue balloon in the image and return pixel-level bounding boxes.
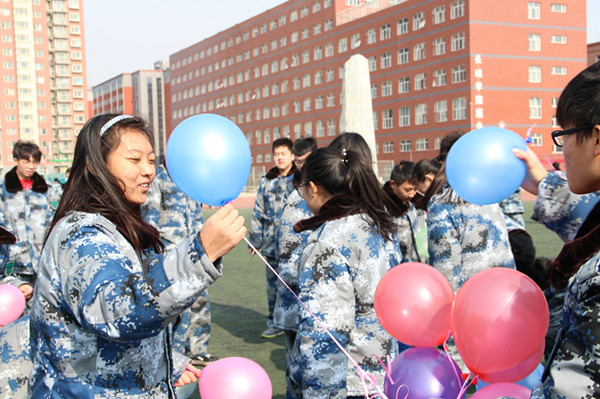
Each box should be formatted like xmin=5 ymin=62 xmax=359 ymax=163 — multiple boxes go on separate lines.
xmin=166 ymin=114 xmax=251 ymax=206
xmin=477 ymin=363 xmax=544 ymax=391
xmin=446 ymin=127 xmax=527 ymax=205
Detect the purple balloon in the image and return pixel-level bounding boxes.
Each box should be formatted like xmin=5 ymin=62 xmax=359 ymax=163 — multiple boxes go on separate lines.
xmin=384 ymin=347 xmax=465 ymax=399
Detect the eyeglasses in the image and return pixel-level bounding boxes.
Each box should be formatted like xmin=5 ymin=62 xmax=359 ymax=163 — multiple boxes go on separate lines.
xmin=296 ymin=183 xmax=307 ymax=198
xmin=551 ymin=125 xmax=596 ymax=147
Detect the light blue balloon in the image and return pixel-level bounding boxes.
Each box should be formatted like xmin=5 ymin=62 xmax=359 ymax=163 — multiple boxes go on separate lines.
xmin=477 ymin=363 xmax=544 ymax=391
xmin=446 ymin=127 xmax=527 ymax=205
xmin=166 ymin=114 xmax=251 ymax=206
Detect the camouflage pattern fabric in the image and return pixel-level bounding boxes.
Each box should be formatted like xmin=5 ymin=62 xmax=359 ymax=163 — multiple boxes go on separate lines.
xmin=289 ymin=214 xmax=402 ymax=398
xmin=394 ymin=203 xmax=427 ymax=263
xmin=498 ymin=188 xmax=526 ymax=231
xmin=29 ymin=212 xmax=221 ymax=397
xmin=0 ymin=315 xmax=31 ymax=398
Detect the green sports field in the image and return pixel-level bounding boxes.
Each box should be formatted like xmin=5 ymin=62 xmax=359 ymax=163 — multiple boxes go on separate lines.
xmin=188 ymin=202 xmax=563 ymax=399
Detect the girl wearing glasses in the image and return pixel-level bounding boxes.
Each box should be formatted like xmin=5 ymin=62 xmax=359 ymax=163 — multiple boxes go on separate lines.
xmin=289 ymin=146 xmax=402 ymax=398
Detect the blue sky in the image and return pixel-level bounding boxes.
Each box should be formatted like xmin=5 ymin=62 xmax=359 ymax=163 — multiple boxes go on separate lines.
xmin=84 ymin=0 xmax=600 ymax=86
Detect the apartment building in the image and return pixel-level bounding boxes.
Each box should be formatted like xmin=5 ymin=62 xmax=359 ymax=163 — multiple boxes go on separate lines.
xmin=169 ymin=0 xmax=586 ymax=177
xmin=0 ymin=0 xmax=87 ymax=177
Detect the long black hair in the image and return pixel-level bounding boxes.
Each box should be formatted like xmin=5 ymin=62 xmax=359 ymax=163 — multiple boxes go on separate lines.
xmin=50 ymin=113 xmax=164 ymax=254
xmin=301 ymin=147 xmax=397 ymax=241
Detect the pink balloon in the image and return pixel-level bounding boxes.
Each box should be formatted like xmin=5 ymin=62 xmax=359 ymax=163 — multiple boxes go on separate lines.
xmin=470 ymin=382 xmax=532 ymax=399
xmin=451 ymin=268 xmax=549 ymax=376
xmin=375 ymin=262 xmax=454 ymax=347
xmin=479 ymin=341 xmax=544 ymax=383
xmin=198 ymin=357 xmax=272 ymax=399
xmin=0 ymin=284 xmax=25 ymax=325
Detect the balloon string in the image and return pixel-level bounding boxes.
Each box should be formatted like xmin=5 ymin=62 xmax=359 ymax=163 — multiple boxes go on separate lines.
xmin=442 ymin=330 xmax=463 ymax=385
xmin=244 ymin=237 xmax=389 ymax=399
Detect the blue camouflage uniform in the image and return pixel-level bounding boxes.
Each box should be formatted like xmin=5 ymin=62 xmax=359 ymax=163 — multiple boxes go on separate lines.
xmin=249 ymin=167 xmax=295 ymax=328
xmin=498 ymin=188 xmax=526 ymax=231
xmin=289 ymin=209 xmax=403 ymax=399
xmin=395 ymin=204 xmax=427 ymax=264
xmin=141 ymin=165 xmax=211 ymax=359
xmin=273 ymin=189 xmax=313 ymax=397
xmin=0 ymin=168 xmax=61 ymax=288
xmin=427 ymin=183 xmax=515 ymax=292
xmin=28 ymin=212 xmax=222 ymax=398
xmin=529 ymin=172 xmax=600 ymax=398
xmin=0 ymin=315 xmax=31 ymax=398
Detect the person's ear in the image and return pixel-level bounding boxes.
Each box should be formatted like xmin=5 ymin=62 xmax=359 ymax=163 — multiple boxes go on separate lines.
xmin=593 ymin=125 xmax=600 ymax=157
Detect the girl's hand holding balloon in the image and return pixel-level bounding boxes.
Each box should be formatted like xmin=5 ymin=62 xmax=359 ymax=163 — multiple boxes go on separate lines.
xmin=18 ymin=283 xmax=33 ymax=300
xmin=174 ymin=364 xmax=202 ymax=387
xmin=513 ymin=147 xmax=549 ymax=195
xmin=199 ymin=204 xmax=246 ymax=262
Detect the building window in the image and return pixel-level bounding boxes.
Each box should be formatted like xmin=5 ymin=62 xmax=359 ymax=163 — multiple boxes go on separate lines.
xmin=397 ymin=18 xmax=408 ymax=35
xmin=433 ymin=6 xmax=445 ymax=24
xmin=327 ymin=93 xmax=335 ymax=107
xmin=382 ymin=109 xmax=394 ymax=129
xmin=551 ymin=35 xmax=567 ymax=44
xmin=338 ymin=37 xmax=348 ymax=53
xmin=434 ymin=37 xmax=446 ymax=56
xmin=414 ymin=43 xmax=426 ymax=61
xmin=400 ymin=140 xmax=412 ymax=152
xmin=529 ymin=97 xmax=542 ymax=119
xmin=529 ymin=34 xmax=541 ymax=51
xmin=326 ymin=68 xmax=335 ymax=81
xmin=381 ymin=52 xmax=392 ymax=68
xmin=315 ymin=95 xmax=324 ymax=109
xmin=551 ymin=66 xmax=567 ymax=75
xmin=367 ymin=28 xmax=376 ymax=44
xmin=351 ymin=33 xmax=361 ymax=48
xmin=413 ymin=12 xmax=425 ymax=30
xmin=325 ymin=43 xmax=334 ymax=57
xmin=399 ymin=106 xmax=411 ymax=126
xmin=414 ymin=73 xmax=427 ymax=90
xmin=398 ymin=77 xmax=410 ymax=93
xmin=325 ymin=18 xmax=333 ymax=30
xmin=382 ymin=81 xmax=393 ymax=96
xmin=314 ymin=45 xmax=322 ymax=60
xmin=415 ymin=103 xmax=428 ymax=125
xmin=453 ymin=97 xmax=467 ymax=120
xmin=301 ymin=27 xmax=309 ymax=39
xmin=368 ymin=56 xmax=377 ymax=71
xmin=434 ymin=69 xmax=447 ymax=87
xmin=434 ymin=100 xmax=448 ymax=122
xmin=451 ymin=32 xmax=465 ymax=51
xmin=380 ymin=23 xmax=391 ymax=40
xmin=313 ymin=23 xmax=321 ymax=35
xmin=383 ymin=141 xmax=394 ymax=153
xmin=452 ymin=65 xmax=466 ymax=83
xmin=316 ymin=120 xmax=325 ymax=137
xmin=451 ymin=0 xmax=465 ymax=19
xmin=416 ymin=138 xmax=429 ymax=151
xmin=346 ymin=0 xmax=360 ymax=4
xmin=398 ymin=47 xmax=409 ymax=64
xmin=528 ymin=2 xmax=541 ymax=19
xmin=551 ymin=3 xmax=567 ymax=12
xmin=529 ymin=65 xmax=542 ymax=82
xmin=530 ymin=133 xmax=543 ymax=146
xmin=371 ymin=84 xmax=378 ymax=99
xmin=328 ymin=118 xmax=336 ymax=135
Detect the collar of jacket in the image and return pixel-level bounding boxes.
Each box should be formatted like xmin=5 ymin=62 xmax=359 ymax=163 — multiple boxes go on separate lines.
xmin=265 ymin=164 xmax=297 ymax=180
xmin=550 ymin=200 xmax=600 ymax=289
xmin=293 ymin=194 xmax=362 ymax=233
xmin=5 ymin=166 xmax=48 ymax=194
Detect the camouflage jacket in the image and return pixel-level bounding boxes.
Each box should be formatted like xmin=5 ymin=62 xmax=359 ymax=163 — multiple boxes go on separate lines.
xmin=249 ymin=167 xmax=295 ymax=259
xmin=291 ymin=212 xmax=402 ymax=398
xmin=0 ymin=168 xmax=61 ymax=279
xmin=427 ymin=183 xmax=515 ymax=292
xmin=273 ymin=189 xmax=313 ymax=331
xmin=498 ymin=188 xmax=526 ymax=231
xmin=532 ymin=172 xmax=600 ymax=242
xmin=395 ymin=203 xmax=427 ymax=264
xmin=0 ymin=315 xmax=31 ymax=398
xmin=29 ymin=212 xmax=221 ymax=398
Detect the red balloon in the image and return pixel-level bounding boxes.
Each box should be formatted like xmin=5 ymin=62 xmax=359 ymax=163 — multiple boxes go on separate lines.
xmin=478 ymin=340 xmax=544 ymax=383
xmin=451 ymin=268 xmax=549 ymax=376
xmin=375 ymin=262 xmax=454 ymax=347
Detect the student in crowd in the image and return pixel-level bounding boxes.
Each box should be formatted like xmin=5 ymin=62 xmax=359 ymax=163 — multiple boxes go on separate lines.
xmin=289 ymin=146 xmax=402 ymax=398
xmin=383 ymin=160 xmax=427 ymax=263
xmin=28 ymin=114 xmax=245 ymax=397
xmin=141 ymin=162 xmax=217 ymax=370
xmin=249 ymin=137 xmax=296 ymax=339
xmin=274 ymin=136 xmax=318 ymax=397
xmin=513 ymin=62 xmax=600 ymax=398
xmin=411 ymin=157 xmax=442 ymax=209
xmin=0 ymin=141 xmax=62 ymax=303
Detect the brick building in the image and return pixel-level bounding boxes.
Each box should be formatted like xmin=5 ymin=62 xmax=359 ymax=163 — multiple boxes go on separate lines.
xmin=168 ymin=0 xmax=586 ymax=179
xmin=0 ymin=0 xmax=88 ymax=177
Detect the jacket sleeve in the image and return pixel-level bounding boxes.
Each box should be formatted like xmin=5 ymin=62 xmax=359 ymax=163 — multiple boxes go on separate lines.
xmin=533 ymin=172 xmax=600 ymax=242
xmin=248 ymin=179 xmax=267 ymax=249
xmin=60 ymin=223 xmax=222 ymax=342
xmin=427 ymin=201 xmax=463 ymax=290
xmin=295 ymin=241 xmax=353 ymax=399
